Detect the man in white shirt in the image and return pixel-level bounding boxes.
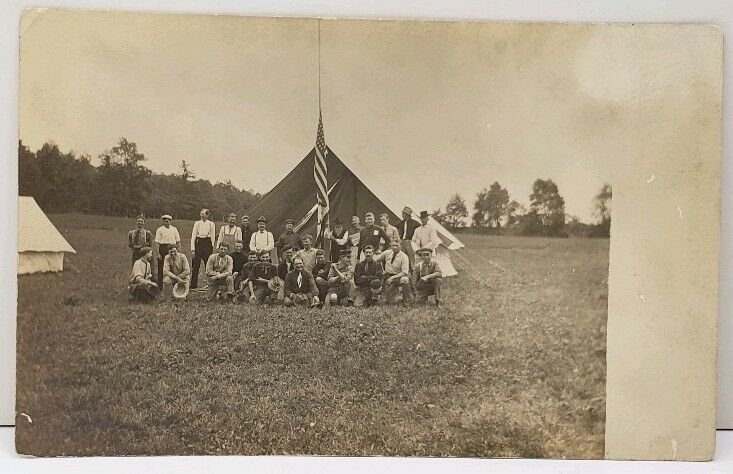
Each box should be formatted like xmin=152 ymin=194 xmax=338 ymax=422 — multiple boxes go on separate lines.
xmin=217 ymin=212 xmax=243 ymax=253
xmin=376 ymin=239 xmax=411 ymax=305
xmin=155 ymin=214 xmax=181 ymax=285
xmin=190 ymin=208 xmax=216 ymax=289
xmin=412 ymin=210 xmax=439 ymax=254
xmin=249 ymin=216 xmax=275 ymax=259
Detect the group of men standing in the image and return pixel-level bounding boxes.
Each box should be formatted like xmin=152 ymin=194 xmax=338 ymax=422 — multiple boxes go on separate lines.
xmin=127 ymin=206 xmax=444 ymax=308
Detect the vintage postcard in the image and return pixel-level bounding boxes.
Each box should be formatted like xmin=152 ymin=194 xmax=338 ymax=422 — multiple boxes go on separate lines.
xmin=15 ymin=10 xmax=721 ymax=460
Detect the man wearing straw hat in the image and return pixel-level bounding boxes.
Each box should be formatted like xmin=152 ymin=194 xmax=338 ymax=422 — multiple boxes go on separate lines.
xmin=205 ymin=242 xmax=235 ymax=301
xmin=283 ymin=256 xmax=319 ymax=308
xmin=414 ymin=247 xmax=443 ymax=306
xmin=161 ymin=244 xmax=190 ymax=301
xmin=354 ymin=245 xmax=383 ymax=307
xmin=154 ymin=214 xmax=181 ymax=286
xmin=129 ymin=247 xmax=159 ymax=303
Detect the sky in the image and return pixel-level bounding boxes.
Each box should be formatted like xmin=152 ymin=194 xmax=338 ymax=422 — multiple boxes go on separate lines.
xmin=19 ymin=11 xmax=617 ymax=221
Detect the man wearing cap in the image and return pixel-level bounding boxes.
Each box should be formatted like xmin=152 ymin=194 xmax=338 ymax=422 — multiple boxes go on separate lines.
xmin=348 ymin=215 xmax=363 ymax=267
xmin=155 ymin=214 xmax=181 ymax=286
xmin=162 ymin=244 xmax=190 ymax=301
xmin=249 ymin=216 xmax=275 ymax=259
xmin=276 ymin=219 xmax=303 ymax=259
xmin=312 ymin=248 xmax=331 ymax=304
xmin=295 ymin=235 xmax=317 ymax=273
xmin=359 ymin=212 xmax=391 ymax=259
xmin=326 ymin=217 xmax=349 ymax=262
xmin=396 ymin=206 xmax=420 ymax=269
xmin=217 ymin=212 xmax=242 ymax=254
xmin=354 ymin=245 xmax=383 ymax=307
xmin=128 ymin=215 xmax=153 ymax=262
xmin=414 ymin=247 xmax=443 ymax=306
xmin=240 ymin=215 xmax=254 ymax=252
xmin=283 ymin=257 xmax=319 ymax=308
xmin=247 ymin=251 xmax=279 ymax=304
xmin=376 ymin=239 xmax=411 ymax=304
xmin=190 ymin=208 xmax=216 ymax=290
xmin=325 ymin=249 xmax=356 ymax=308
xmin=206 ymin=242 xmax=235 ymax=301
xmin=412 ymin=211 xmax=439 ymax=255
xmin=129 ymin=247 xmax=159 ymax=303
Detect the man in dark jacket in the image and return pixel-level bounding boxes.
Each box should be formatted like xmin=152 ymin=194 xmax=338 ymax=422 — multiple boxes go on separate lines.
xmin=396 ymin=206 xmax=420 ymax=269
xmin=359 ymin=212 xmax=391 ymax=259
xmin=277 ymin=245 xmax=295 ymax=280
xmin=354 ymin=245 xmax=383 ymax=307
xmin=283 ymin=257 xmax=319 ymax=307
xmin=276 ymin=219 xmax=303 ymax=259
xmin=312 ymin=248 xmax=331 ymax=303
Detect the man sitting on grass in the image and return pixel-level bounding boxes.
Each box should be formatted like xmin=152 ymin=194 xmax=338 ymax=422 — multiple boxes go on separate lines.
xmin=324 ymin=249 xmax=355 ymax=308
xmin=354 ymin=245 xmax=383 ymax=307
xmin=283 ymin=257 xmax=319 ymax=307
xmin=376 ymin=239 xmax=411 ymax=305
xmin=230 ymin=240 xmax=247 ymax=284
xmin=129 ymin=247 xmax=159 ymax=303
xmin=236 ymin=250 xmax=259 ymax=294
xmin=414 ymin=247 xmax=443 ymax=306
xmin=247 ymin=251 xmax=279 ymax=304
xmin=206 ymin=242 xmax=235 ymax=301
xmin=161 ymin=244 xmax=190 ymax=301
xmin=312 ymin=248 xmax=331 ymax=304
xmin=277 ymin=245 xmax=295 ymax=280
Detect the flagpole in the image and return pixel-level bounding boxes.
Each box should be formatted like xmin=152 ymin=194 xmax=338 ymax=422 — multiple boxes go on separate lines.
xmin=317 ymin=19 xmax=331 ymax=257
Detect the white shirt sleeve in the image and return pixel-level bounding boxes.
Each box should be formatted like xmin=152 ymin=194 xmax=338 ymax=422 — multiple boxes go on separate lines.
xmin=191 ymin=221 xmax=199 ymax=251
xmin=265 ymin=232 xmax=275 ymax=252
xmin=174 ymin=227 xmax=181 ymax=244
xmin=335 ymin=231 xmax=349 ymax=246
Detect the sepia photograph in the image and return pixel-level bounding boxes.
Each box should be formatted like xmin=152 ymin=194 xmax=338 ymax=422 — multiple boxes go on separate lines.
xmin=14 ymin=11 xmax=616 ymax=458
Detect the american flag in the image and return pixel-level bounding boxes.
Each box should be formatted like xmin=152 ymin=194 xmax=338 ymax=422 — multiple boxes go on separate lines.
xmin=314 ymin=111 xmax=329 ymax=246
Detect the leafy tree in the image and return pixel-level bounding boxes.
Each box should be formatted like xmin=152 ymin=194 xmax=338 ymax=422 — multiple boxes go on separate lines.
xmin=443 ymin=193 xmax=468 ymax=228
xmin=473 ymin=182 xmax=510 ymax=228
xmin=505 ymin=200 xmax=524 ymax=228
xmin=180 ymin=160 xmax=196 ymax=181
xmin=592 ymin=183 xmax=612 ymax=237
xmin=529 ymin=178 xmax=565 ymax=236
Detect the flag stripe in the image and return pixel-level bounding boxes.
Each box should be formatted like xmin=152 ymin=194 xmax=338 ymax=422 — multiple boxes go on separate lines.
xmin=314 ymin=111 xmax=330 ymax=246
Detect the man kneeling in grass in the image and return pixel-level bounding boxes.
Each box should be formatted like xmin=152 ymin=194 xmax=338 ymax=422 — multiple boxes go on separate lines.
xmin=284 ymin=257 xmax=319 ymax=307
xmin=206 ymin=242 xmax=235 ymax=301
xmin=354 ymin=245 xmax=383 ymax=307
xmin=376 ymin=239 xmax=411 ymax=305
xmin=129 ymin=247 xmax=159 ymax=303
xmin=312 ymin=248 xmax=331 ymax=304
xmin=324 ymin=249 xmax=355 ymax=308
xmin=414 ymin=247 xmax=443 ymax=306
xmin=162 ymin=244 xmax=190 ymax=300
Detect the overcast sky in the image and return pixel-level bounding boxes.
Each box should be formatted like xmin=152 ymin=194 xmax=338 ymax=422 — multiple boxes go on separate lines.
xmin=20 ymin=11 xmax=618 ymax=221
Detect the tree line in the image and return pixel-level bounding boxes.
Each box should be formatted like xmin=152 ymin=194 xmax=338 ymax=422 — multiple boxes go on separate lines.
xmin=19 ymin=138 xmax=259 ymax=220
xmin=433 ymin=180 xmax=611 ymax=238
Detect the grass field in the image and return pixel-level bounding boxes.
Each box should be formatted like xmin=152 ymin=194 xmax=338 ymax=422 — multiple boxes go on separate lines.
xmin=16 ymin=214 xmax=608 ymax=458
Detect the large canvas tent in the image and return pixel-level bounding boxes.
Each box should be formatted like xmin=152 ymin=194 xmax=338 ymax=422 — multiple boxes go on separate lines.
xmin=18 ymin=196 xmax=76 ymax=274
xmin=246 ymin=147 xmax=464 ymax=275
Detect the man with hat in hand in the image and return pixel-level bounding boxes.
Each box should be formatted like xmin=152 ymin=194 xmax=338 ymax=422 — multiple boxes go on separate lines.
xmin=205 ymin=242 xmax=235 ymax=301
xmin=154 ymin=214 xmax=181 ymax=286
xmin=376 ymin=239 xmax=411 ymax=305
xmin=129 ymin=247 xmax=159 ymax=303
xmin=249 ymin=216 xmax=275 ymax=260
xmin=276 ymin=218 xmax=303 ymax=260
xmin=324 ymin=249 xmax=356 ymax=308
xmin=354 ymin=245 xmax=383 ymax=307
xmin=128 ymin=215 xmax=153 ymax=262
xmin=396 ymin=206 xmax=420 ymax=269
xmin=283 ymin=256 xmax=320 ymax=307
xmin=414 ymin=247 xmax=443 ymax=306
xmin=161 ymin=244 xmax=190 ymax=301
xmin=190 ymin=208 xmax=216 ymax=289
xmin=412 ymin=210 xmax=439 ymax=255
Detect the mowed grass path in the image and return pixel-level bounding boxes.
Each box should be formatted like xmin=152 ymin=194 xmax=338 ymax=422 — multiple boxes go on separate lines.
xmin=16 ymin=214 xmax=608 ymax=458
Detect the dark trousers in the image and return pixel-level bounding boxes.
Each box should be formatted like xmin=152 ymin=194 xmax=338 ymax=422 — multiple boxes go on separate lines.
xmin=191 ymin=237 xmax=213 ymax=289
xmin=156 ymin=244 xmax=172 ymax=285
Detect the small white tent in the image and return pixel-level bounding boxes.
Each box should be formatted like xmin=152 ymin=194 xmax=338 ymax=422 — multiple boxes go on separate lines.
xmin=18 ymin=196 xmax=76 ymax=274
